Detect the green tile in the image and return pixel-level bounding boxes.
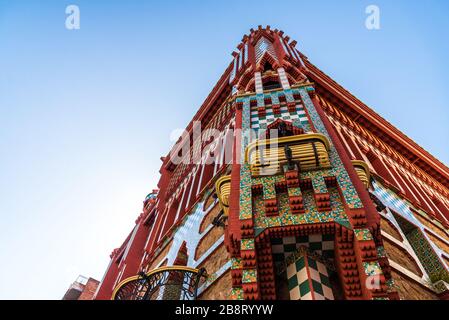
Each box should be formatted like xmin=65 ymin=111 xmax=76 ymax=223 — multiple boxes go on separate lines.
xmin=322 ymin=234 xmax=334 ymax=241
xmin=284 ymin=244 xmax=297 ymax=252
xmin=309 ymin=242 xmax=322 ymax=251
xmin=299 ymin=280 xmax=310 ymax=296
xmin=320 ymin=273 xmax=331 ymax=287
xmin=295 ymin=257 xmax=305 ymax=270
xmin=308 ymin=257 xmax=317 ymax=270
xmin=312 ymin=280 xmax=324 ymax=295
xmin=288 ymin=275 xmax=299 ymax=291
xmin=296 ymin=236 xmax=309 ymax=243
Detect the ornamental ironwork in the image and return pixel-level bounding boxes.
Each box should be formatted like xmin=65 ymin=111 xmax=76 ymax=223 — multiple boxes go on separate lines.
xmin=112 ymin=266 xmax=206 ymax=300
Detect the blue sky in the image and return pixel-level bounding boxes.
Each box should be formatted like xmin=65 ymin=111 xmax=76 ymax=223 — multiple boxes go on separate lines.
xmin=0 ymin=0 xmax=448 ymax=299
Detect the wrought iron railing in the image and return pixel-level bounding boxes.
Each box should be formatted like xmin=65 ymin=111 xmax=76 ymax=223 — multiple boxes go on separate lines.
xmin=111 ymin=266 xmax=206 ymax=300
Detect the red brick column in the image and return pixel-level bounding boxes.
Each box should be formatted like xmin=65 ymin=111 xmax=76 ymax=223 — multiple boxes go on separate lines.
xmin=226 ymin=101 xmax=243 ymax=255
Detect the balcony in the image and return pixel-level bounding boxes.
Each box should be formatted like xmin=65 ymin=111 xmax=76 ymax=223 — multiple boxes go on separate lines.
xmin=112 ymin=266 xmax=206 ymax=300
xmin=245 ymin=133 xmax=331 ymax=176
xmin=215 ymin=175 xmax=231 ymax=216
xmin=351 ymin=160 xmax=371 ymax=188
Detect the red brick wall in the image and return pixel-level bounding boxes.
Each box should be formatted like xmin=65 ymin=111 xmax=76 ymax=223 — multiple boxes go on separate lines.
xmin=78 ymin=278 xmax=100 ymax=300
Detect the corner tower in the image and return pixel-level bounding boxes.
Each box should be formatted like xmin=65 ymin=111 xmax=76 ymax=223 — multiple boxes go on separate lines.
xmin=96 ymin=26 xmax=449 ymax=301
xmin=225 ymin=26 xmax=389 ymax=300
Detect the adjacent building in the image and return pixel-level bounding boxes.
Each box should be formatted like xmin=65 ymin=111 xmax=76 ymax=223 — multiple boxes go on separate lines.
xmin=62 ymin=275 xmax=99 ymax=300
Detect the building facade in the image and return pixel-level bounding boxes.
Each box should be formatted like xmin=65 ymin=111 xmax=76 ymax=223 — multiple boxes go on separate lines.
xmin=94 ymin=27 xmax=449 ymax=300
xmin=62 ymin=276 xmax=99 ymax=300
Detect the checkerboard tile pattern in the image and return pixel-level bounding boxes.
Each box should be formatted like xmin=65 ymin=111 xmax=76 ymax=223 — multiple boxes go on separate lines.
xmin=286 ymin=254 xmax=335 ymax=300
xmin=271 ymin=234 xmax=334 ymax=266
xmin=371 ymin=180 xmax=416 ymax=222
xmin=255 ymin=72 xmax=263 ymax=94
xmin=277 ymin=68 xmax=291 ymax=90
xmin=250 ymin=104 xmax=308 ymax=130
